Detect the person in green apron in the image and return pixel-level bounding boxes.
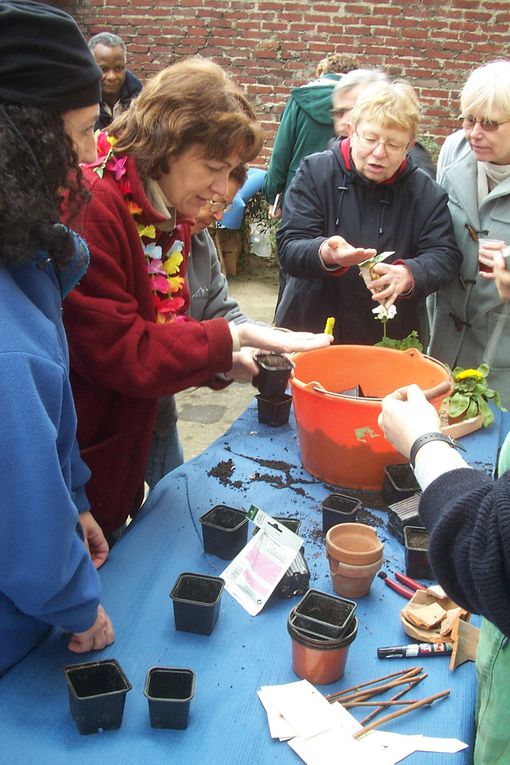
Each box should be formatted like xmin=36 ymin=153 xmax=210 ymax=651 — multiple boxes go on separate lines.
xmin=378 ymin=250 xmax=510 ymax=765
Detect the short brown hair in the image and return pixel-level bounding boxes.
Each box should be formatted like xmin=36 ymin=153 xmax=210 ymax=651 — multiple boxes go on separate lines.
xmin=316 ymin=53 xmax=358 ymax=78
xmin=110 ymin=57 xmax=264 ymax=180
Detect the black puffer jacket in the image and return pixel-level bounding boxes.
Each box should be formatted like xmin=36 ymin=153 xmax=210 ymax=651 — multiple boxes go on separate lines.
xmin=275 ymin=139 xmax=462 ymax=344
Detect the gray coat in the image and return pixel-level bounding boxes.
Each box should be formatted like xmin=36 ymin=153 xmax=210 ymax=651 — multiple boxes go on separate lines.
xmin=428 ymin=130 xmax=510 ymax=406
xmin=187 ymin=230 xmax=248 ymax=324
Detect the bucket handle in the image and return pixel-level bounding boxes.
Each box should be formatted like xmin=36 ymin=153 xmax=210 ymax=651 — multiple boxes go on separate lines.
xmin=304 ymin=376 xmax=451 ymax=403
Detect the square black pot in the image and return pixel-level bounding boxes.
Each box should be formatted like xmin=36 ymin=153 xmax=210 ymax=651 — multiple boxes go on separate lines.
xmin=387 ymin=494 xmax=422 ymax=545
xmin=256 ymin=393 xmax=292 ymax=426
xmin=254 ymin=352 xmax=293 ymax=397
xmin=64 ymin=659 xmax=131 ymax=735
xmin=382 ymin=463 xmax=420 ymax=505
xmin=170 ymin=572 xmax=225 ymax=635
xmin=199 ymin=505 xmax=248 ymax=560
xmin=404 ymin=526 xmax=433 ymax=579
xmin=290 ymin=588 xmax=357 ymax=640
xmin=144 ymin=667 xmax=195 ymax=729
xmin=321 ymin=493 xmax=362 ymax=533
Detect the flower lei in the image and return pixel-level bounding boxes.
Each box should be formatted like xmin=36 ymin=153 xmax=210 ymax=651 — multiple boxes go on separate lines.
xmin=91 ymin=131 xmax=186 ymax=324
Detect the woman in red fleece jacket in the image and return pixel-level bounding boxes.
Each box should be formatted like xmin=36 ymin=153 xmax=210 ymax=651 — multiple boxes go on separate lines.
xmin=63 ymin=57 xmax=331 ymax=536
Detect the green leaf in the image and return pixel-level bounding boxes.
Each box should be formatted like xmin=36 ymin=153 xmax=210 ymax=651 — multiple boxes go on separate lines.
xmin=448 ymin=392 xmax=470 ymax=418
xmin=466 ymin=398 xmax=478 ymax=419
xmin=478 ymin=398 xmax=494 ymax=427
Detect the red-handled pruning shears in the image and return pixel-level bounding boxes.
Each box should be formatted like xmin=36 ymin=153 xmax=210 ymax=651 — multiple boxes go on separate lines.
xmin=381 ymin=571 xmax=427 ymax=599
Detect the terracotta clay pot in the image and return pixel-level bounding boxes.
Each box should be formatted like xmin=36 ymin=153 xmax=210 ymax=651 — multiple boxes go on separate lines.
xmin=326 ymin=523 xmax=384 ymax=565
xmin=288 ymin=611 xmax=358 ymax=685
xmin=327 ymin=555 xmax=383 ymax=598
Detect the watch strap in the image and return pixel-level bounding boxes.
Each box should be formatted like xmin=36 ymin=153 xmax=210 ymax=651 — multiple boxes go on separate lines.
xmin=409 ymin=432 xmax=462 ymax=470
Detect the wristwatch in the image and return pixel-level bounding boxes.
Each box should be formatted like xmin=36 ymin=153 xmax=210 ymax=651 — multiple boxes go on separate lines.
xmin=409 ymin=432 xmax=464 ymax=470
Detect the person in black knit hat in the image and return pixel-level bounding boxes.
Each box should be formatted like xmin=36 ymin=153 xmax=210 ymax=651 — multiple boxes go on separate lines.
xmin=0 ymin=0 xmax=114 ymax=676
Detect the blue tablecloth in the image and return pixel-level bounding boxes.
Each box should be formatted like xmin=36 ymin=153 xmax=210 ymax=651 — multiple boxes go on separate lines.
xmin=1 ymin=400 xmax=503 ymax=764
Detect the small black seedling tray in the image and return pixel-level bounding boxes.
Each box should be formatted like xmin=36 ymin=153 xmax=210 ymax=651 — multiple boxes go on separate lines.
xmin=321 ymin=493 xmax=362 ymax=533
xmin=254 ymin=352 xmax=293 ymax=397
xmin=383 ymin=463 xmax=421 ymax=505
xmin=404 ymin=526 xmax=433 ymax=580
xmin=64 ymin=658 xmax=131 ymax=735
xmin=144 ymin=667 xmax=195 ymax=729
xmin=199 ymin=505 xmax=248 ymax=560
xmin=290 ymin=589 xmax=357 ymax=640
xmin=256 ymin=393 xmax=292 ymax=426
xmin=170 ymin=572 xmax=225 ymax=636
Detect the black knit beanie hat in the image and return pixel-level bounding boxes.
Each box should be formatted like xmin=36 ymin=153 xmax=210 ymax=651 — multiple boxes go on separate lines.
xmin=0 ymin=0 xmax=101 ymax=112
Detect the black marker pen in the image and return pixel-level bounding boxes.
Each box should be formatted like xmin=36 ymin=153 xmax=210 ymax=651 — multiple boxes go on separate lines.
xmin=377 ymin=642 xmax=453 ymax=659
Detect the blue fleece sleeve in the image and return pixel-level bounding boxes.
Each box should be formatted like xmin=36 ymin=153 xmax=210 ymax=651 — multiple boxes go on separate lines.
xmin=0 ymin=351 xmax=100 ymax=634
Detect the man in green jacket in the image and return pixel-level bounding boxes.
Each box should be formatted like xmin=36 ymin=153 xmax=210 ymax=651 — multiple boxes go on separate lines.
xmin=263 ymin=53 xmax=358 ymax=215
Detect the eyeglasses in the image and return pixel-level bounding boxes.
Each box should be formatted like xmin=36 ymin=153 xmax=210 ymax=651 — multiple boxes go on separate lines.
xmin=331 ymin=107 xmax=352 ymax=118
xmin=461 ymin=115 xmax=510 ymax=132
xmin=207 ymin=200 xmax=232 ymax=214
xmin=355 ymin=132 xmax=410 ymax=156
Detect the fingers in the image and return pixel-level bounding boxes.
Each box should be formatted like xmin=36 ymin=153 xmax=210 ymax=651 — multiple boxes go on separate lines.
xmin=68 ymin=606 xmax=115 ymax=653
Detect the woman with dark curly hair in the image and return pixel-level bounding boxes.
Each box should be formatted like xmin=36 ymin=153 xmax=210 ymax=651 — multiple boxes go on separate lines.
xmin=0 ymin=0 xmax=114 ymax=676
xmin=62 ymin=57 xmax=332 ymax=538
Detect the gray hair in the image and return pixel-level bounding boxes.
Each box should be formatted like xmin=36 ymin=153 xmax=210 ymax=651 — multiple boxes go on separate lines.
xmin=333 ymin=69 xmax=388 ymax=102
xmin=88 ymin=32 xmax=127 ymax=57
xmin=461 ymin=60 xmax=510 ymax=121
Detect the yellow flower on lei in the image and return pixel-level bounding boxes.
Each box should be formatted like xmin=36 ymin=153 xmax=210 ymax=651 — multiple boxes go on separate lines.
xmin=137 ymin=223 xmax=156 ymax=239
xmin=167 ymin=275 xmax=184 ymax=293
xmin=163 ymin=250 xmax=183 ymax=276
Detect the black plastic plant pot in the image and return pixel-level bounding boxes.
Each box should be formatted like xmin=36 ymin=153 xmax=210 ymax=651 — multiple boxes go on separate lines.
xmin=199 ymin=505 xmax=248 ymax=560
xmin=253 ymin=516 xmax=301 ymax=536
xmin=254 ymin=352 xmax=293 ymax=397
xmin=64 ymin=659 xmax=131 ymax=735
xmin=256 ymin=393 xmax=292 ymax=427
xmin=170 ymin=572 xmax=225 ymax=635
xmin=290 ymin=589 xmax=357 ymax=641
xmin=404 ymin=526 xmax=433 ymax=580
xmin=387 ymin=494 xmax=422 ymax=545
xmin=382 ymin=463 xmax=421 ymax=505
xmin=277 ymin=549 xmax=310 ymax=599
xmin=144 ymin=667 xmax=195 ymax=729
xmin=321 ymin=493 xmax=362 ymax=534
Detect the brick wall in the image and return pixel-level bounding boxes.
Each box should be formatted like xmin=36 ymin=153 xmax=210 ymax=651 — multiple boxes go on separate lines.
xmin=73 ymin=0 xmax=510 ymax=165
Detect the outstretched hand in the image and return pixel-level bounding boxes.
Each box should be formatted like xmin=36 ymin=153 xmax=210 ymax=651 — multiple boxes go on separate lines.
xmin=320 ymin=235 xmax=376 ymax=269
xmin=236 ymin=323 xmax=333 ymax=354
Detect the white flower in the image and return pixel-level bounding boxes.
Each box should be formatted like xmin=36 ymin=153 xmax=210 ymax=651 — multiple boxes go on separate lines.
xmin=372 ymin=303 xmax=397 ymax=321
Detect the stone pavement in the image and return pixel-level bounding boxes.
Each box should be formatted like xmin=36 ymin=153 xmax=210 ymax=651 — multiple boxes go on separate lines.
xmin=176 ymin=256 xmax=279 ymax=460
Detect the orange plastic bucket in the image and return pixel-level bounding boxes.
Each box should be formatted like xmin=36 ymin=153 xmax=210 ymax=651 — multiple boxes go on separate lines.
xmin=290 ymin=345 xmax=452 ymax=490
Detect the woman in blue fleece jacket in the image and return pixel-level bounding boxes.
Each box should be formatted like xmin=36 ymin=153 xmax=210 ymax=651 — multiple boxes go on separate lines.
xmin=0 ymin=0 xmax=114 ymax=675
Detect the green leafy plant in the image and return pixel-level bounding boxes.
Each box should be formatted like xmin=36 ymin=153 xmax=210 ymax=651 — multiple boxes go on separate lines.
xmin=375 ymin=330 xmax=423 ymax=352
xmin=444 ymin=363 xmax=505 ymax=428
